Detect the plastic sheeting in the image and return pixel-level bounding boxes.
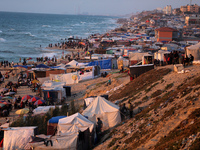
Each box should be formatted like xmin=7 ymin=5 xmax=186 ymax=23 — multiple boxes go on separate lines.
xmin=87 ymin=59 xmax=112 ymax=69
xmin=50 ymin=73 xmax=79 ymax=84
xmin=49 ymin=116 xmax=67 ymax=124
xmin=3 ymin=127 xmax=36 ymax=150
xmin=82 ymin=96 xmax=121 ymax=128
xmin=117 ymin=56 xmax=129 ymax=69
xmin=186 ymin=42 xmax=200 ymax=61
xmin=33 ymin=133 xmax=78 ymax=150
xmin=84 ymin=97 xmax=95 ymax=106
xmin=33 ymin=106 xmax=62 ymax=115
xmin=57 ymin=113 xmax=94 ymax=135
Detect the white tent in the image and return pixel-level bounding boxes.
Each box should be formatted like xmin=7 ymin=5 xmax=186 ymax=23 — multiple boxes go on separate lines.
xmin=32 ymin=133 xmax=79 ymax=150
xmin=186 ymin=42 xmax=200 ymax=61
xmin=57 ymin=112 xmax=94 ymax=135
xmin=3 ymin=126 xmax=37 ymax=150
xmin=82 ymin=96 xmax=121 ymax=128
xmin=66 ymin=60 xmax=79 ymax=67
xmin=84 ymin=97 xmax=95 ymax=106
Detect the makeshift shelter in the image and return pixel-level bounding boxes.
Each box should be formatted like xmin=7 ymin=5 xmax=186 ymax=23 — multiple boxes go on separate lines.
xmin=41 ymin=81 xmax=66 ymax=102
xmin=66 ymin=60 xmax=79 ymax=68
xmin=129 ymin=64 xmax=154 ymax=78
xmin=129 ymin=52 xmax=149 ymax=65
xmin=154 ymin=50 xmax=170 ymax=65
xmin=87 ymin=59 xmax=112 ymax=69
xmin=57 ymin=113 xmax=94 ymax=135
xmin=82 ymin=96 xmax=121 ymax=128
xmin=79 ymin=66 xmax=101 ymax=81
xmin=36 ymin=64 xmax=50 ymax=69
xmin=142 ymin=54 xmax=153 ymax=65
xmin=33 ymin=106 xmax=62 ymax=115
xmin=31 ymin=131 xmax=89 ymax=150
xmin=49 ymin=72 xmax=79 ymax=84
xmin=3 ymin=126 xmax=37 ymax=150
xmin=47 ymin=116 xmax=67 ymax=135
xmin=186 ymin=42 xmax=200 ymax=62
xmin=117 ymin=56 xmax=129 ymax=69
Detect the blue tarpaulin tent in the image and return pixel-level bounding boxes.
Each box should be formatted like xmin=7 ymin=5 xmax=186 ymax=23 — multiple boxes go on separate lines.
xmin=49 ymin=116 xmax=67 ymax=124
xmin=36 ymin=64 xmax=50 ymax=68
xmin=13 ymin=65 xmax=28 ymax=69
xmin=87 ymin=59 xmax=112 ymax=69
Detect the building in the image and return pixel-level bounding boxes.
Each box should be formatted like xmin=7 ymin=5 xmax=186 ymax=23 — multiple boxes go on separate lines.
xmin=180 ymin=6 xmax=187 ymax=13
xmin=180 ymin=4 xmax=199 ymax=13
xmin=185 ymin=15 xmax=200 ymax=25
xmin=187 ymin=4 xmax=199 ymax=13
xmin=155 ymin=27 xmax=179 ymax=42
xmin=163 ymin=5 xmax=172 ymax=15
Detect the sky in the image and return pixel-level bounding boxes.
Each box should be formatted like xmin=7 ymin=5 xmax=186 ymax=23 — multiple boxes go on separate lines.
xmin=0 ymin=0 xmax=200 ymax=16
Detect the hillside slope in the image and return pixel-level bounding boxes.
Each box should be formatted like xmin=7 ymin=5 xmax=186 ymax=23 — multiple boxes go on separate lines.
xmin=94 ymin=65 xmax=200 ymax=150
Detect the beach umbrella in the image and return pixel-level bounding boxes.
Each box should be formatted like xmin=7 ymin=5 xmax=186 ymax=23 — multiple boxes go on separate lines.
xmin=2 ymin=101 xmax=11 ymax=105
xmin=2 ymin=96 xmax=13 ymax=100
xmin=22 ymin=95 xmax=33 ymax=101
xmin=0 ymin=103 xmax=5 ymax=108
xmin=34 ymin=100 xmax=45 ymax=105
xmin=0 ymin=88 xmax=8 ymax=93
xmin=26 ymin=57 xmax=32 ymax=60
xmin=4 ymin=92 xmax=15 ymax=96
xmin=29 ymin=96 xmax=40 ymax=103
xmin=15 ymin=108 xmax=29 ymax=115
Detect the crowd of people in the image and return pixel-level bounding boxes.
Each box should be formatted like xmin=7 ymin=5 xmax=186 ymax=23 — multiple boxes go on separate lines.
xmin=48 ymin=38 xmax=92 ymax=51
xmin=154 ymin=51 xmax=194 ymax=66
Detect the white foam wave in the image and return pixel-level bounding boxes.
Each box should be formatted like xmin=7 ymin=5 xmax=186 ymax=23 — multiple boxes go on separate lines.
xmin=0 ymin=30 xmax=2 ymax=33
xmin=64 ymin=29 xmax=72 ymax=32
xmin=10 ymin=28 xmax=15 ymax=30
xmin=0 ymin=38 xmax=6 ymax=42
xmin=42 ymin=25 xmax=51 ymax=28
xmin=21 ymin=32 xmax=35 ymax=37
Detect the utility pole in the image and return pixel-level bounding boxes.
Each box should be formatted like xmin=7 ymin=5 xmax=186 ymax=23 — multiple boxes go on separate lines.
xmin=190 ymin=0 xmax=192 ymax=5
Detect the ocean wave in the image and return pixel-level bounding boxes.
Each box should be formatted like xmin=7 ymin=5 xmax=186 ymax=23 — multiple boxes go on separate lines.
xmin=0 ymin=38 xmax=6 ymax=42
xmin=20 ymin=32 xmax=35 ymax=37
xmin=42 ymin=25 xmax=51 ymax=28
xmin=0 ymin=50 xmax=14 ymax=53
xmin=64 ymin=29 xmax=72 ymax=32
xmin=0 ymin=30 xmax=2 ymax=33
xmin=10 ymin=28 xmax=15 ymax=30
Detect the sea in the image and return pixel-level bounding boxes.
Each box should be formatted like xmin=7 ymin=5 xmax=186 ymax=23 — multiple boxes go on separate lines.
xmin=0 ymin=12 xmax=119 ymax=62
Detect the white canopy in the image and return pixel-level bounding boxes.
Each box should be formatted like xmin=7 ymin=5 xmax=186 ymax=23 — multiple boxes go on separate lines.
xmin=57 ymin=113 xmax=94 ymax=135
xmin=3 ymin=127 xmax=37 ymax=150
xmin=82 ymin=96 xmax=121 ymax=128
xmin=66 ymin=60 xmax=79 ymax=67
xmin=32 ymin=133 xmax=78 ymax=150
xmin=186 ymin=42 xmax=200 ymax=61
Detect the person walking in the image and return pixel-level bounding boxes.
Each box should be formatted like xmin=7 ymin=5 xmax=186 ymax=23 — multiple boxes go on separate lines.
xmin=128 ymin=101 xmax=133 ymax=118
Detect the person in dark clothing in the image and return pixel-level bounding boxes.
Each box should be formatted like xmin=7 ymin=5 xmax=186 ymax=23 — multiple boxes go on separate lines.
xmin=190 ymin=54 xmax=194 ymax=64
xmin=128 ymin=101 xmax=133 ymax=118
xmin=96 ymin=118 xmax=103 ymax=142
xmin=120 ymin=103 xmax=127 ymax=120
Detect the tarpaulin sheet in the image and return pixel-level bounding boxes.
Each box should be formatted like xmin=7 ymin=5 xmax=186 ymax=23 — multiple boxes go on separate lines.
xmin=87 ymin=59 xmax=112 ymax=69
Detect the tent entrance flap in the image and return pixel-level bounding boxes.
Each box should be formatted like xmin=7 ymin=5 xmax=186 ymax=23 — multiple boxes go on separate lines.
xmin=43 ymin=90 xmax=58 ymax=100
